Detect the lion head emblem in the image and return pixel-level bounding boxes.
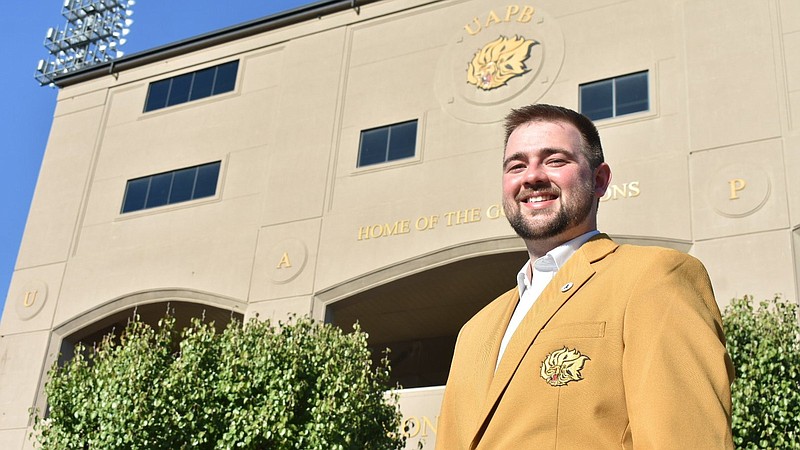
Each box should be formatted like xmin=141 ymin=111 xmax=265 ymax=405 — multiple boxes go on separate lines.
xmin=540 ymin=347 xmax=590 ymax=387
xmin=467 ymin=35 xmax=538 ymax=91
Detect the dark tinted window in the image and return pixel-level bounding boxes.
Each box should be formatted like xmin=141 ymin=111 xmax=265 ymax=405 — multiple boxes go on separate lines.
xmin=144 ymin=61 xmax=239 ymax=112
xmin=580 ymin=71 xmax=649 ymax=121
xmin=121 ymin=178 xmax=149 ymax=213
xmin=190 ymin=68 xmax=215 ymax=101
xmin=213 ymin=61 xmax=239 ymax=95
xmin=145 ymin=80 xmax=170 ymax=112
xmin=580 ymin=79 xmax=613 ymax=121
xmin=121 ymin=161 xmax=221 ymax=214
xmin=358 ymin=120 xmax=418 ymax=167
xmin=615 ymin=72 xmax=649 ymax=116
xmin=146 ymin=172 xmax=172 ymax=208
xmin=388 ymin=121 xmax=418 ymax=161
xmin=358 ymin=128 xmax=390 ymax=167
xmin=169 ymin=167 xmax=197 ymax=203
xmin=167 ymin=73 xmax=193 ymax=107
xmin=194 ymin=163 xmax=221 ymax=198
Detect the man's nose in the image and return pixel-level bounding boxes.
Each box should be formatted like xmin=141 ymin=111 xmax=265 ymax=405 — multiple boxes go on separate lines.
xmin=523 ymin=164 xmax=548 ymax=185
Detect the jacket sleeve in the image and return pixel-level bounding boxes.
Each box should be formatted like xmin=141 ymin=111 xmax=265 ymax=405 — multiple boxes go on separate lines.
xmin=621 ymin=249 xmax=734 ymax=449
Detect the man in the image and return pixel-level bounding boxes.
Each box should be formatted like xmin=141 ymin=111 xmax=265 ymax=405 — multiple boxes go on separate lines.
xmin=436 ymin=104 xmax=734 ymax=449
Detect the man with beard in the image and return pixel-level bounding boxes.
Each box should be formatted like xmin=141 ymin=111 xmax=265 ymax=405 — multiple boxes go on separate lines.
xmin=435 ymin=104 xmax=734 ymax=449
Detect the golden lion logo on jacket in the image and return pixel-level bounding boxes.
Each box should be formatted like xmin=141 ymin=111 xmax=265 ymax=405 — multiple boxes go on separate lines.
xmin=540 ymin=347 xmax=590 ymax=387
xmin=467 ymin=35 xmax=538 ymax=91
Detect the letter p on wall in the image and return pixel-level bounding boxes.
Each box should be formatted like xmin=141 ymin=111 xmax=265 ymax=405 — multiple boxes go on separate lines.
xmin=728 ymin=178 xmax=746 ymax=200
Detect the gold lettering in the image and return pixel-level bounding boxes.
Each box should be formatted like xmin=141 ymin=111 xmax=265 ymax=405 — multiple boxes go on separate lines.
xmin=416 ymin=215 xmax=439 ymax=231
xmin=384 ymin=222 xmax=400 ymax=236
xmin=728 ymin=178 xmax=746 ymax=200
xmin=445 ymin=209 xmax=482 ymax=226
xmin=486 ymin=204 xmax=504 ymax=219
xmin=443 ymin=211 xmax=458 ymax=226
xmin=381 ymin=221 xmax=410 ymax=236
xmin=464 ymin=6 xmax=534 ymax=35
xmin=611 ymin=184 xmax=628 ymax=200
xmin=627 ymin=181 xmax=640 ymax=197
xmin=518 ymin=5 xmax=535 ymax=23
xmin=464 ymin=17 xmax=481 ymax=35
xmin=276 ymin=252 xmax=292 ymax=269
xmin=23 ymin=290 xmax=37 ymax=308
xmin=485 ymin=10 xmax=502 ymax=27
xmin=600 ymin=181 xmax=641 ymax=202
xmin=359 ymin=221 xmax=413 ymax=240
xmin=421 ymin=415 xmax=438 ymax=437
xmin=470 ymin=207 xmax=481 ymax=222
xmin=505 ymin=5 xmax=520 ymax=22
xmin=404 ymin=416 xmax=420 ymax=438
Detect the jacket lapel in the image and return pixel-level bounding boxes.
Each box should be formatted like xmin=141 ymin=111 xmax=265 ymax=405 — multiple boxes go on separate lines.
xmin=469 ymin=235 xmax=618 ymax=448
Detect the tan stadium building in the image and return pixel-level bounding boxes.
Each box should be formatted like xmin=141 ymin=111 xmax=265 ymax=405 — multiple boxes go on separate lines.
xmin=2 ymin=0 xmax=799 ymax=447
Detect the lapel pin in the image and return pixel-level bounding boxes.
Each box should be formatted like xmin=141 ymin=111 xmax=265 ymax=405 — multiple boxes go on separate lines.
xmin=560 ymin=282 xmax=573 ymax=292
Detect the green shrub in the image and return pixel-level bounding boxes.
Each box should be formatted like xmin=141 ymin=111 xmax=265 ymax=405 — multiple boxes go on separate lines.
xmin=723 ymin=295 xmax=800 ymax=449
xmin=31 ymin=315 xmax=405 ymax=450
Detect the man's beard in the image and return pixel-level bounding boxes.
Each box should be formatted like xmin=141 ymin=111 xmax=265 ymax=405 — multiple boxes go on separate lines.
xmin=503 ymin=181 xmax=595 ymax=241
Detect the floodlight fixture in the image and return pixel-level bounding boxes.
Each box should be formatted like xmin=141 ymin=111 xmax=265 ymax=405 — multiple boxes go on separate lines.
xmin=35 ymin=0 xmax=135 ymax=85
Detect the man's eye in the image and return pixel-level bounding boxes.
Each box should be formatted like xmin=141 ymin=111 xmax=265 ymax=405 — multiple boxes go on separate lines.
xmin=507 ymin=164 xmax=525 ymax=172
xmin=547 ymin=159 xmax=567 ymax=166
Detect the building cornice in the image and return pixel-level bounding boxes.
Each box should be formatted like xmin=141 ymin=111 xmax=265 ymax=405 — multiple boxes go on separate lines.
xmin=53 ymin=0 xmax=381 ymax=87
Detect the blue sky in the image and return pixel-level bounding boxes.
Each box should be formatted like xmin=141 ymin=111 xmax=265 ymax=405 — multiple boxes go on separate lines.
xmin=0 ymin=0 xmax=315 ymax=319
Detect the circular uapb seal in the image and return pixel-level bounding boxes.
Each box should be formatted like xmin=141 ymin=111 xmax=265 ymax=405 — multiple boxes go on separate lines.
xmin=434 ymin=4 xmax=565 ymax=123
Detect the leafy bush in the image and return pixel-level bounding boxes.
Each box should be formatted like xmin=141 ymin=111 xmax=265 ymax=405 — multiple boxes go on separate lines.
xmin=723 ymin=295 xmax=800 ymax=449
xmin=31 ymin=315 xmax=405 ymax=450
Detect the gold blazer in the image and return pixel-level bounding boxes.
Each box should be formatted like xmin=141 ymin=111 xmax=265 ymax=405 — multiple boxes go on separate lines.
xmin=435 ymin=235 xmax=734 ymax=449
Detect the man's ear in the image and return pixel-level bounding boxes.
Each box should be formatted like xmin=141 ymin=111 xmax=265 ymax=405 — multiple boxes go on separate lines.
xmin=593 ymin=163 xmax=612 ymax=198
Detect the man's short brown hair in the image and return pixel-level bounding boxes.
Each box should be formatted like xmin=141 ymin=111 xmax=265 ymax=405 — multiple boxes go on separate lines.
xmin=504 ymin=104 xmax=604 ymax=169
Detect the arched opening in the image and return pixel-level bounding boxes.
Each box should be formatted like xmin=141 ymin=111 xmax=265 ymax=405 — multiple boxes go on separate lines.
xmin=32 ymin=290 xmax=247 ymax=419
xmin=326 ymin=250 xmax=528 ymax=388
xmin=58 ymin=301 xmax=244 ymax=365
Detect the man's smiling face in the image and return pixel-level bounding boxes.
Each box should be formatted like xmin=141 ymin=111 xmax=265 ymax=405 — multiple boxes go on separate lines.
xmin=502 ymin=120 xmax=609 ymax=246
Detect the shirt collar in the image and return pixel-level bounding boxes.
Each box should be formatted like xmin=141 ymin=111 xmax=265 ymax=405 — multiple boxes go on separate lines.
xmin=516 ymin=230 xmax=600 ymax=297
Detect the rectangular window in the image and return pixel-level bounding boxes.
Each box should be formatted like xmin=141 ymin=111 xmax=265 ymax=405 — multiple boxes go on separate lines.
xmin=579 ymin=71 xmax=648 ymax=121
xmin=121 ymin=161 xmax=221 ymax=213
xmin=144 ymin=61 xmax=239 ymax=112
xmin=357 ymin=120 xmax=418 ymax=167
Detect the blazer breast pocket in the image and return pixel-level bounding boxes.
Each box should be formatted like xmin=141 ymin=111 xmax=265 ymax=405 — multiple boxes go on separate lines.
xmin=536 ymin=321 xmax=606 ymax=342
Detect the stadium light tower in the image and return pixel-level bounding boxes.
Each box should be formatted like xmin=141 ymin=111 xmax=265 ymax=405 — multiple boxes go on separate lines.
xmin=35 ymin=0 xmax=136 ymax=86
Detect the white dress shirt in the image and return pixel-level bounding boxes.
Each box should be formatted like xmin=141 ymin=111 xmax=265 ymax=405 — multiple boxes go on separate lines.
xmin=495 ymin=230 xmax=600 ymax=370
